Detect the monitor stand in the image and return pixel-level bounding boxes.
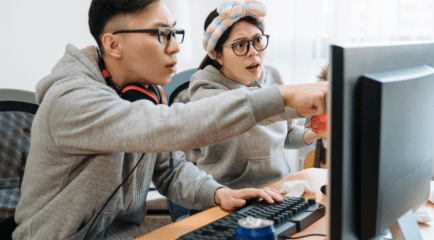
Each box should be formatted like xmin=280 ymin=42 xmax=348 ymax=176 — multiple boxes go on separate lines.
xmin=389 ymin=209 xmax=423 ymax=240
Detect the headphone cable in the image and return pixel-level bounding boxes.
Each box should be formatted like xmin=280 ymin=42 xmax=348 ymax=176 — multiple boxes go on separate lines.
xmin=83 ymin=153 xmax=145 ymax=239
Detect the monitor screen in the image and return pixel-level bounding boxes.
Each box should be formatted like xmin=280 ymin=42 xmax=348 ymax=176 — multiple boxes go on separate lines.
xmin=327 ymin=42 xmax=434 ymax=240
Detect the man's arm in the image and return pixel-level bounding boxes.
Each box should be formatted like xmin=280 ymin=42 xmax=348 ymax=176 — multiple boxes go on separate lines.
xmin=278 ymin=82 xmax=328 ymax=117
xmin=152 ymin=151 xmax=222 ymax=210
xmin=49 ymin=81 xmax=284 ymax=155
xmin=49 ymin=78 xmax=326 ymax=155
xmin=152 ymin=151 xmax=283 ymax=211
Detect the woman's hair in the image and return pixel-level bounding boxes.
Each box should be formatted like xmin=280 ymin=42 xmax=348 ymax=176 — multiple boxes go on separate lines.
xmin=88 ymin=0 xmax=160 ymax=52
xmin=198 ymin=9 xmax=265 ymax=70
xmin=317 ymin=64 xmax=329 ymax=82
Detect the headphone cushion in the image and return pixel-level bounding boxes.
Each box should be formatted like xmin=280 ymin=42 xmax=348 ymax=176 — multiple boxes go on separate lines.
xmin=120 ymin=83 xmax=161 ymax=104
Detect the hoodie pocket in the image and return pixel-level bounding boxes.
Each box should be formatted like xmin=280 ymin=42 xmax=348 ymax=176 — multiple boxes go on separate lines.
xmin=223 ymin=152 xmax=291 ymax=189
xmin=63 ymin=212 xmax=117 ymax=240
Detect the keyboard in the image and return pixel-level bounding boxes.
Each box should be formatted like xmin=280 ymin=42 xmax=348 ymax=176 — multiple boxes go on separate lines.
xmin=177 ymin=196 xmax=326 ymax=240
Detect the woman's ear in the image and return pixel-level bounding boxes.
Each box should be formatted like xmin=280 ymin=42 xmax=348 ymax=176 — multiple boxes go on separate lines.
xmin=211 ymin=50 xmax=223 ymax=66
xmin=101 ymin=33 xmax=122 ymax=59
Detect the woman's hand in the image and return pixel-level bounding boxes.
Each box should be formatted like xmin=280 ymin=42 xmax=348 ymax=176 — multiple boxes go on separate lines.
xmin=214 ymin=187 xmax=283 ymax=211
xmin=303 ymin=129 xmax=325 ymax=145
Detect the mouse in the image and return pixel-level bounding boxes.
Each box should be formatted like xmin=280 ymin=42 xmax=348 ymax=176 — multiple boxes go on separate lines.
xmin=320 ymin=185 xmax=327 ymax=195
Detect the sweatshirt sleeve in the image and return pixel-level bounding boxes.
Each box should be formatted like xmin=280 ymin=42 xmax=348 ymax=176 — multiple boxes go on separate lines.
xmin=284 ymin=120 xmax=309 ymax=149
xmin=47 ymin=78 xmax=285 ymax=154
xmin=252 ymin=66 xmax=305 ymax=125
xmin=152 ymin=151 xmax=223 ymax=210
xmin=256 ymin=107 xmax=302 ymax=126
xmin=188 ymin=67 xmax=302 ymax=127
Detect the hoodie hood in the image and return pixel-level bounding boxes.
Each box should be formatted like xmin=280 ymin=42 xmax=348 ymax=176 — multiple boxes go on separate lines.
xmin=35 ymin=44 xmax=105 ymax=104
xmin=192 ymin=65 xmax=267 ymax=90
xmin=189 ymin=64 xmax=269 ymax=102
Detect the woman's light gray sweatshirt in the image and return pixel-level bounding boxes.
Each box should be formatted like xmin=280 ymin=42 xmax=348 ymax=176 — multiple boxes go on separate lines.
xmin=188 ymin=65 xmax=308 ymax=189
xmin=12 ymin=44 xmax=286 ymax=240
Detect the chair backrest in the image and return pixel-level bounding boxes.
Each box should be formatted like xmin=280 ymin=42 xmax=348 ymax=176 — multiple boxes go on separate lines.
xmin=165 ymin=68 xmax=204 ymax=165
xmin=162 ymin=68 xmax=196 ymax=105
xmin=163 ymin=69 xmax=197 ymax=222
xmin=0 ymin=89 xmax=38 ymax=238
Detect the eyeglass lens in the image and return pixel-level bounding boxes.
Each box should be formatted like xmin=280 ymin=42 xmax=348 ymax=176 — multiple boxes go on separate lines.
xmin=158 ymin=28 xmax=184 ymax=44
xmin=233 ymin=35 xmax=268 ymax=56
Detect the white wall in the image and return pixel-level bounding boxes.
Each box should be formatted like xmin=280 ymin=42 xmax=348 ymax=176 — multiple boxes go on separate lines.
xmin=0 ymin=0 xmax=323 ymax=92
xmin=2 ymin=1 xmax=434 ymax=90
xmin=4 ymin=1 xmax=432 ymax=174
xmin=0 ymin=0 xmax=337 ymax=174
xmin=0 ymin=0 xmax=95 ymax=92
xmin=0 ymin=0 xmax=302 ymax=172
xmin=0 ymin=0 xmax=229 ymax=92
xmin=161 ymin=0 xmax=227 ymax=73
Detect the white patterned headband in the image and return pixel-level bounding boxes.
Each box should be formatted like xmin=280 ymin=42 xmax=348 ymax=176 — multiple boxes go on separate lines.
xmin=203 ymin=0 xmax=267 ymax=59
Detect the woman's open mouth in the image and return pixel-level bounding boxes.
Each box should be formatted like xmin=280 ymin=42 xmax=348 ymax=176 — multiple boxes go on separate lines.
xmin=246 ymin=64 xmax=259 ymax=70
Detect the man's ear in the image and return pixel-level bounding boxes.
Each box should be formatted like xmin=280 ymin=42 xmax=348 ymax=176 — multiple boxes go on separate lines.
xmin=211 ymin=50 xmax=223 ymax=65
xmin=101 ymin=33 xmax=122 ymax=59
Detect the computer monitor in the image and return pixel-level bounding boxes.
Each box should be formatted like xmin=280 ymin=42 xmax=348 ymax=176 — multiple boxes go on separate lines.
xmin=328 ymin=42 xmax=434 ymax=240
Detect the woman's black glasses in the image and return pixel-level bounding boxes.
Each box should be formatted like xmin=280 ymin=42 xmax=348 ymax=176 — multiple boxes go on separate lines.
xmin=222 ymin=35 xmax=269 ymax=56
xmin=113 ymin=27 xmax=185 ymax=44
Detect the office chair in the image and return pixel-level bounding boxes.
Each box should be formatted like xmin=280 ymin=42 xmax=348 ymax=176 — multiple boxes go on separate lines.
xmin=163 ymin=68 xmax=196 ymax=105
xmin=0 ymin=89 xmax=38 ymax=240
xmin=163 ymin=68 xmax=197 ymax=222
xmin=165 ymin=68 xmax=203 ymax=166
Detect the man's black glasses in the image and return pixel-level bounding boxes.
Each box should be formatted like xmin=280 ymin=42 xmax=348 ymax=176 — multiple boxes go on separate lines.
xmin=222 ymin=35 xmax=270 ymax=56
xmin=113 ymin=27 xmax=185 ymax=44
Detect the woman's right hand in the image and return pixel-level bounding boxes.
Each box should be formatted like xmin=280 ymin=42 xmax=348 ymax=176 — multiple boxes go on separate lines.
xmin=279 ymin=82 xmax=328 ymax=117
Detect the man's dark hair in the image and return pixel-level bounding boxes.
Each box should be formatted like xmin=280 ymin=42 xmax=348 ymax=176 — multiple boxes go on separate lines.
xmin=88 ymin=0 xmax=160 ymax=51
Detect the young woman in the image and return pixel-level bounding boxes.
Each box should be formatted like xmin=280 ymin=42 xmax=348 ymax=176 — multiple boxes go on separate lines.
xmin=188 ymin=0 xmax=324 ymax=189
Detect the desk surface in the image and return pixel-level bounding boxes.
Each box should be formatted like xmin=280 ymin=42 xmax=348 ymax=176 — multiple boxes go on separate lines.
xmin=136 ymin=168 xmax=434 ymax=240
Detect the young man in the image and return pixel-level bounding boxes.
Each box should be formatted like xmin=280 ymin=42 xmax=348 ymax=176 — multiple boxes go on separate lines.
xmin=13 ymin=0 xmax=328 ymax=239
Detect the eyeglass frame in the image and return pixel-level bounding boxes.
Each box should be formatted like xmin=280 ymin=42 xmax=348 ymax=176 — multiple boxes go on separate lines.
xmin=112 ymin=27 xmax=185 ymax=44
xmin=221 ymin=34 xmax=270 ymax=57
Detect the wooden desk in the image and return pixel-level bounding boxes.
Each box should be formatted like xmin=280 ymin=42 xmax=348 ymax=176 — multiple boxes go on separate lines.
xmin=136 ymin=168 xmax=434 ymax=240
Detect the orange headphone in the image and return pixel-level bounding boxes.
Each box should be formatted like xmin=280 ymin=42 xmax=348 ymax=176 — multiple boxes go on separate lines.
xmin=97 ymin=49 xmax=167 ymax=104
xmin=120 ymin=83 xmax=167 ymax=105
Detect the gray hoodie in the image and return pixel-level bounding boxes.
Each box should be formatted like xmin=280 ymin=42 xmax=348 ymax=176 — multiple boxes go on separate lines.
xmin=188 ymin=65 xmax=308 ymax=189
xmin=13 ymin=44 xmax=286 ymax=240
